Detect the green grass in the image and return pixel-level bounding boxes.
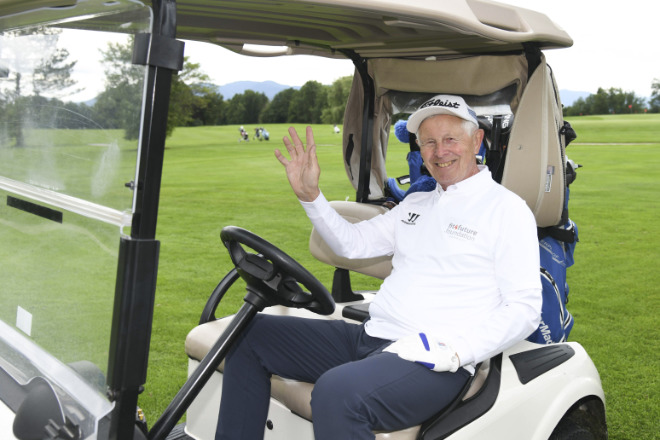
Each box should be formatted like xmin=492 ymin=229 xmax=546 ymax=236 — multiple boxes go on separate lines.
xmin=555 ymin=115 xmax=660 ymax=438
xmin=139 ymin=115 xmax=658 ymax=438
xmin=564 ymin=113 xmax=660 ymax=144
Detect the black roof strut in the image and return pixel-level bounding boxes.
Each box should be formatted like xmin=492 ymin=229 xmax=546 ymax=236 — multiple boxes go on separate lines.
xmin=339 ymin=49 xmax=375 ymax=203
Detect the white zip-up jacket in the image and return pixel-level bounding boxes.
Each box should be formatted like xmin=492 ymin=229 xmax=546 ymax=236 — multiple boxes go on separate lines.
xmin=301 ymin=167 xmax=542 ymax=368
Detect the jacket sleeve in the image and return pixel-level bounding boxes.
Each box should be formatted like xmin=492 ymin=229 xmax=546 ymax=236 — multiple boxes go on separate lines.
xmin=300 ymin=192 xmax=397 ymax=259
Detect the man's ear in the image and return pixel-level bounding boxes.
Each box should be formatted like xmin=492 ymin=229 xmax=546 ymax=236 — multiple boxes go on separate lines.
xmin=473 ymin=129 xmax=485 ymax=153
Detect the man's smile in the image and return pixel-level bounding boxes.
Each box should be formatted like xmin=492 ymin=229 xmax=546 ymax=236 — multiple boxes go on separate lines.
xmin=434 ymin=159 xmax=456 ymax=168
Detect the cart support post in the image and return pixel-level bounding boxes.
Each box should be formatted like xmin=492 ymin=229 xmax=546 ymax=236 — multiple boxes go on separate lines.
xmin=106 ymin=0 xmax=183 ymax=439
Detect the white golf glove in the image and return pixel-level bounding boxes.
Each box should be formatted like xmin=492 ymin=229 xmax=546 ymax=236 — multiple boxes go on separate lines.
xmin=384 ymin=333 xmax=460 ymax=373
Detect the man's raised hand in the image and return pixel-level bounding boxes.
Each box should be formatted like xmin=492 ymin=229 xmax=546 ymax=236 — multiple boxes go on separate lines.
xmin=275 ymin=126 xmax=321 ymax=202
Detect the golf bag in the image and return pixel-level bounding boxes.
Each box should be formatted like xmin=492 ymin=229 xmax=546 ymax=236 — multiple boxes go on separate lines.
xmin=527 ymin=188 xmax=578 ymax=344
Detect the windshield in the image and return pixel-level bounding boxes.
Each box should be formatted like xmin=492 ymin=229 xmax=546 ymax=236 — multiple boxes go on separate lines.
xmin=0 ymin=1 xmax=151 ymax=437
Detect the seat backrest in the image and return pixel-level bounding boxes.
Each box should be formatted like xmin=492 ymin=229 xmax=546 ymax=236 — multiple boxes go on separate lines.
xmin=309 ymin=200 xmax=393 ymax=279
xmin=500 ymin=58 xmax=567 ymax=227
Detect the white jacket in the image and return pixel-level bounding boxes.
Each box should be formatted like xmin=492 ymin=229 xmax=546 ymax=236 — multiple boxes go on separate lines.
xmin=301 ymin=167 xmax=542 ymax=368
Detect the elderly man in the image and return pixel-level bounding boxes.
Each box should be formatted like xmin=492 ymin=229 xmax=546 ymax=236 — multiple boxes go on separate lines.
xmin=216 ymin=94 xmax=541 ymax=440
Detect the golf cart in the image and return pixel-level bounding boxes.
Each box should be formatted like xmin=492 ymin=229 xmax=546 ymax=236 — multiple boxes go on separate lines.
xmin=0 ymin=1 xmax=606 ymax=439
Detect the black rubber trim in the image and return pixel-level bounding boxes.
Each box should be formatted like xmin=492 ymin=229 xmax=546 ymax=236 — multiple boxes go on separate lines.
xmin=510 ymin=344 xmax=575 ymax=385
xmin=342 ymin=303 xmax=370 ymax=322
xmin=133 ymin=33 xmax=184 ymax=71
xmin=7 ymin=196 xmax=62 ymax=223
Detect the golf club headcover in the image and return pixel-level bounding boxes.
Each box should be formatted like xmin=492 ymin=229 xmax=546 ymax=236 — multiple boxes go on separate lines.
xmin=384 ymin=333 xmax=460 ymax=373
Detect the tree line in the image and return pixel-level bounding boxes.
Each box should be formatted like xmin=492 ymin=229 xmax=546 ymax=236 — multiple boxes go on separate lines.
xmin=563 ymin=81 xmax=660 ymax=116
xmin=93 ymin=39 xmax=351 ymax=139
xmin=193 ymin=76 xmax=352 ymax=128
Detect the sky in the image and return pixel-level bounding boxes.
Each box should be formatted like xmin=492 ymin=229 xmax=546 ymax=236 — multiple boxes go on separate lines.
xmin=181 ymin=0 xmax=660 ymax=99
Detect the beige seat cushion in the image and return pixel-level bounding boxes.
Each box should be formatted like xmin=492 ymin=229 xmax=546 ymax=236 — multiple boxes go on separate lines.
xmin=185 ymin=313 xmax=327 ymax=421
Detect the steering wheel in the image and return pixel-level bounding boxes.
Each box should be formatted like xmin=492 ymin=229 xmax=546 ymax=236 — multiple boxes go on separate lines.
xmin=219 ymin=226 xmax=335 ymax=316
xmin=149 ymin=227 xmax=334 ymax=440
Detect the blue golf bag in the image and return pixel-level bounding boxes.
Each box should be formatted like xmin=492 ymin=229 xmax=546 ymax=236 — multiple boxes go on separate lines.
xmin=527 ymin=186 xmax=578 ymax=344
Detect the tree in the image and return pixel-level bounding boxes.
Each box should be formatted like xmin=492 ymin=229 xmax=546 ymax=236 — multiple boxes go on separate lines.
xmin=288 ymin=80 xmax=327 ymax=123
xmin=590 ymin=88 xmax=610 ymax=114
xmin=261 ymin=88 xmax=296 ymax=123
xmin=242 ymin=90 xmax=269 ymax=124
xmin=0 ymin=27 xmax=77 ymax=146
xmin=225 ymin=96 xmax=247 ymax=125
xmin=96 ymin=38 xmax=212 ymax=139
xmin=649 ymin=78 xmax=660 ymax=113
xmin=321 ymin=76 xmax=351 ymax=124
xmin=225 ymin=90 xmax=268 ymax=125
xmin=94 ymin=38 xmax=145 ymax=138
xmin=190 ymin=91 xmax=226 ymax=126
xmin=32 ymin=47 xmax=78 ymax=97
xmin=168 ymin=60 xmax=212 ymax=131
xmin=565 ymin=96 xmax=589 ymax=116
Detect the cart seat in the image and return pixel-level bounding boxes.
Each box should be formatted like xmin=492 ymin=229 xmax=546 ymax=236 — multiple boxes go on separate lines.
xmin=185 ymin=315 xmax=491 ymax=439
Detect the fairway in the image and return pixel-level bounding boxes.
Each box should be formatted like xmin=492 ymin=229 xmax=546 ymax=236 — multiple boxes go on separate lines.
xmin=140 ymin=115 xmax=659 ymax=439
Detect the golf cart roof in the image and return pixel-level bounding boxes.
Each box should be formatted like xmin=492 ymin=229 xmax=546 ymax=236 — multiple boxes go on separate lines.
xmin=0 ymin=0 xmax=572 ymax=58
xmin=177 ymin=0 xmax=573 ymax=58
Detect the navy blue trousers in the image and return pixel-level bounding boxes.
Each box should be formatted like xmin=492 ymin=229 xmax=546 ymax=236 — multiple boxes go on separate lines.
xmin=215 ymin=314 xmax=470 ymax=440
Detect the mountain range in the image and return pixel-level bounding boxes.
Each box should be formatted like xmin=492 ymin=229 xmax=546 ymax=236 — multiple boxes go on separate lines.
xmin=216 ymin=81 xmax=299 ymax=100
xmin=217 ymin=81 xmax=591 ymax=107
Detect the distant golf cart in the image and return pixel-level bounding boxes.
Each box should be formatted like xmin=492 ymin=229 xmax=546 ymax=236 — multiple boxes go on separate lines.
xmin=0 ymin=1 xmax=606 ymax=440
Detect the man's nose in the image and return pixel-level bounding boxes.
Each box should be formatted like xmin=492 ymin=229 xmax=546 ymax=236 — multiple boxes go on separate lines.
xmin=431 ymin=141 xmax=448 ymax=156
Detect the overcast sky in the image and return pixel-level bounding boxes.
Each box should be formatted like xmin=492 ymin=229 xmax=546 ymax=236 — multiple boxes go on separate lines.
xmin=182 ymin=0 xmax=659 ymax=98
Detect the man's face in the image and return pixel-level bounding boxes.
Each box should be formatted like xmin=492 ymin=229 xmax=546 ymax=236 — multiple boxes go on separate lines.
xmin=417 ymin=114 xmax=484 ymax=190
